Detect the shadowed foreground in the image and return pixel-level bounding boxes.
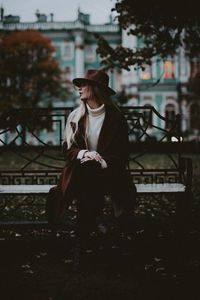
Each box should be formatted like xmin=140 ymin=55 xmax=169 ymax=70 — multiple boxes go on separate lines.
xmin=0 ymin=211 xmax=199 ymax=300
xmin=0 ymin=154 xmax=199 ymax=299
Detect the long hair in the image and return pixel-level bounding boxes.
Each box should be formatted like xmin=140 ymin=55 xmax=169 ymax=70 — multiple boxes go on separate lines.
xmin=63 ymin=84 xmax=114 ymax=149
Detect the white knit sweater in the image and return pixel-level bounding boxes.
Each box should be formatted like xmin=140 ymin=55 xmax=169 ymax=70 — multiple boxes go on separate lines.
xmin=77 ymin=103 xmax=107 ymax=168
xmin=86 ymin=103 xmax=105 ymax=151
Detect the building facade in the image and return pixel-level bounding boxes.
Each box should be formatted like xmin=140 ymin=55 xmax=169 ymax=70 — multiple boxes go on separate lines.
xmin=0 ymin=8 xmax=200 ymax=142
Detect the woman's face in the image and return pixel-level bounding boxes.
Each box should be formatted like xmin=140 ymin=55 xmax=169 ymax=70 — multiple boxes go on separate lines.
xmin=77 ymin=83 xmax=89 ymax=102
xmin=77 ymin=83 xmax=102 ymax=107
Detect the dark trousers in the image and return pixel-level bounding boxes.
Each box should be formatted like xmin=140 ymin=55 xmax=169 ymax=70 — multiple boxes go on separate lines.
xmin=70 ymin=160 xmax=136 ymax=236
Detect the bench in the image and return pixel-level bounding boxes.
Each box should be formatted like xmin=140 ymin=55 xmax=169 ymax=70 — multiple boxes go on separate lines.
xmin=0 ymin=106 xmax=193 ymax=229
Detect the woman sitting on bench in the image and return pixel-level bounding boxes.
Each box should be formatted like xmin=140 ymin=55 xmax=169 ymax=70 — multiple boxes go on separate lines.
xmin=61 ymin=69 xmax=136 ymax=265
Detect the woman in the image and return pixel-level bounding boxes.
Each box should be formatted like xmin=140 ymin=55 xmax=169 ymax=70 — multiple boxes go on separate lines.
xmin=47 ymin=69 xmax=136 ymax=257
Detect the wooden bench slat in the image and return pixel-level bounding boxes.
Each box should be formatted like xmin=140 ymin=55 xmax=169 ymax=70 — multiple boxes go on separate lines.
xmin=0 ymin=183 xmax=186 ymax=195
xmin=136 ymin=183 xmax=186 ymax=193
xmin=0 ymin=185 xmax=53 ymax=194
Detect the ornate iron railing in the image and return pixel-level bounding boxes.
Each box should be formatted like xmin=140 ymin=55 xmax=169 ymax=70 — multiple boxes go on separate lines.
xmin=0 ymin=107 xmax=73 ymax=172
xmin=119 ymin=106 xmax=183 ymax=185
xmin=0 ymin=106 xmax=183 ymax=184
xmin=0 ymin=106 xmax=190 ymax=223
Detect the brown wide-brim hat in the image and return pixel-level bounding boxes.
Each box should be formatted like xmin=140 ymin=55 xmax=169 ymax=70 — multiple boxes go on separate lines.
xmin=73 ymin=69 xmax=116 ymax=95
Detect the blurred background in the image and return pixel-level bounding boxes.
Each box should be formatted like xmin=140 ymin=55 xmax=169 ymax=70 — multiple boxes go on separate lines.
xmin=1 ymin=0 xmax=200 ymax=145
xmin=0 ymin=2 xmax=200 ymax=299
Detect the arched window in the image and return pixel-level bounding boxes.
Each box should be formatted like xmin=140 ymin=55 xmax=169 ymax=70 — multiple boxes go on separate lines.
xmin=63 ymin=42 xmax=73 ymax=60
xmin=164 ymin=60 xmax=175 ymax=79
xmin=190 ymin=103 xmax=200 ymax=130
xmin=165 ymin=104 xmax=176 ymax=128
xmin=85 ymin=45 xmax=96 ymax=63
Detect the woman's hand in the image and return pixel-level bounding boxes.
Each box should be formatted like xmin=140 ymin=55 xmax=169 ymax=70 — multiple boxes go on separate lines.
xmin=80 ymin=151 xmax=102 ymax=164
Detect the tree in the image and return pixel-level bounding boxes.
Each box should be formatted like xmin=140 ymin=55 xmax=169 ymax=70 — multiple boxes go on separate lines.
xmin=0 ymin=30 xmax=67 ymax=112
xmin=96 ymin=0 xmax=200 ymax=71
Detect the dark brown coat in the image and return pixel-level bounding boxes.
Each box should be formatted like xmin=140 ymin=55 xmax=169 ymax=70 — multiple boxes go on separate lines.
xmin=47 ymin=104 xmax=136 ymax=223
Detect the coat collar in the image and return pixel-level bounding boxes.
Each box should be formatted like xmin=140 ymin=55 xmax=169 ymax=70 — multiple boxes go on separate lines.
xmin=97 ymin=105 xmax=121 ymax=152
xmin=77 ymin=104 xmax=121 ymax=152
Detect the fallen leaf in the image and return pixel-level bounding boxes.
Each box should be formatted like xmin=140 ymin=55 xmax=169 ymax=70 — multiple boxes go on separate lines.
xmin=21 ymin=264 xmax=31 ymax=269
xmin=39 ymin=252 xmax=47 ymax=257
xmin=24 ymin=270 xmax=34 ymax=274
xmin=154 ymin=257 xmax=163 ymax=262
xmin=156 ymin=267 xmax=165 ymax=272
xmin=64 ymin=259 xmax=73 ymax=264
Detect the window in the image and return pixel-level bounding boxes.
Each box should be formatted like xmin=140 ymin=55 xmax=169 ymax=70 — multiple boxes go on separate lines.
xmin=85 ymin=45 xmax=96 ymax=63
xmin=165 ymin=104 xmax=176 ymax=128
xmin=190 ymin=103 xmax=200 ymax=130
xmin=64 ymin=45 xmax=71 ymax=57
xmin=163 ymin=60 xmax=175 ymax=79
xmin=51 ymin=42 xmax=57 ymax=58
xmin=52 ymin=42 xmax=61 ymax=58
xmin=64 ymin=66 xmax=72 ymax=80
xmin=61 ymin=66 xmax=73 ymax=89
xmin=140 ymin=64 xmax=152 ymax=80
xmin=62 ymin=42 xmax=73 ymax=60
xmin=190 ymin=59 xmax=200 ymax=79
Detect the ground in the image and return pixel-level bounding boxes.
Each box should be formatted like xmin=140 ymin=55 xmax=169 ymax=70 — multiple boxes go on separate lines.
xmin=0 ymin=154 xmax=199 ymax=300
xmin=0 ymin=207 xmax=200 ymax=300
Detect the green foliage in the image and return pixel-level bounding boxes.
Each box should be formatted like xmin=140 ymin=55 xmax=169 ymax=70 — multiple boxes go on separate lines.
xmin=96 ymin=0 xmax=200 ymax=71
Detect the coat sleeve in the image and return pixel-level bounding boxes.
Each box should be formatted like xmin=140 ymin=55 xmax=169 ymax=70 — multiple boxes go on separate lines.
xmin=62 ymin=141 xmax=80 ymax=162
xmin=102 ymin=116 xmax=130 ymax=170
xmin=61 ymin=109 xmax=81 ymax=163
xmin=62 ymin=122 xmax=87 ymax=163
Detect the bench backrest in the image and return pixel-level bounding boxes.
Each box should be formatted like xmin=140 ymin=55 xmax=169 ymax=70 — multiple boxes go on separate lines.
xmin=120 ymin=106 xmax=183 ymax=184
xmin=0 ymin=106 xmax=184 ymax=185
